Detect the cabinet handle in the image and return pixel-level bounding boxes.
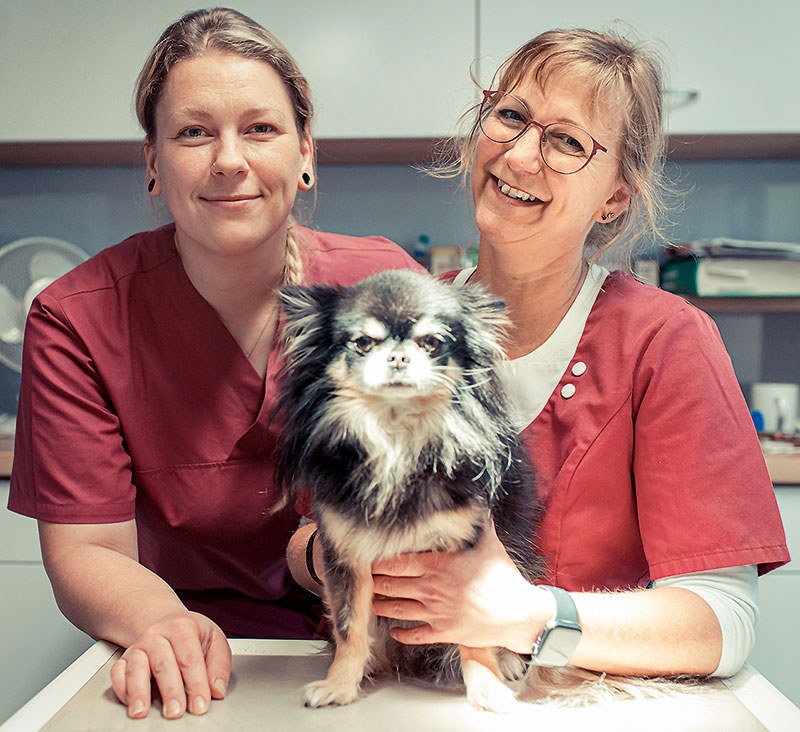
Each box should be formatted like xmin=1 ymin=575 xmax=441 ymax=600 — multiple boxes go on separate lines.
xmin=665 ymin=89 xmax=700 ymax=109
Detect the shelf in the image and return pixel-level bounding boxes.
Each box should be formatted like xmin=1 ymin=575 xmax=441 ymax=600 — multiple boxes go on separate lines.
xmin=2 ymin=133 xmax=800 ymax=168
xmin=684 ymin=296 xmax=800 ymax=314
xmin=0 ymin=138 xmax=444 ymax=168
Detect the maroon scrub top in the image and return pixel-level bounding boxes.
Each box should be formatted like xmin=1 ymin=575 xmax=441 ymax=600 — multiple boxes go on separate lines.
xmin=443 ymin=270 xmax=789 ymax=591
xmin=9 ymin=224 xmax=422 ymax=638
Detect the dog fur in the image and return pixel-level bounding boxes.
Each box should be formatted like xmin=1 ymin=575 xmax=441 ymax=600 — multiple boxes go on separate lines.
xmin=273 ymin=269 xmax=543 ymax=711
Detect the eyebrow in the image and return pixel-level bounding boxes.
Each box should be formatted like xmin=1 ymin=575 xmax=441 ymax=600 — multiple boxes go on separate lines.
xmin=509 ymin=92 xmax=589 ymax=129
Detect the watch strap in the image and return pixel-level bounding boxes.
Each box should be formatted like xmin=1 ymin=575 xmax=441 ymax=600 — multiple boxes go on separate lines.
xmin=529 ymin=584 xmax=582 ymax=667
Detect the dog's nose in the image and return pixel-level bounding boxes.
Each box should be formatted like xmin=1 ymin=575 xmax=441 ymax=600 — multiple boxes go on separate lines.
xmin=387 ymin=351 xmax=410 ymax=369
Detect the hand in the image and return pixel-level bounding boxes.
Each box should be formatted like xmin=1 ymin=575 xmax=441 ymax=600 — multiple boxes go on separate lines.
xmin=372 ymin=522 xmax=551 ymax=653
xmin=110 ymin=611 xmax=231 ymax=719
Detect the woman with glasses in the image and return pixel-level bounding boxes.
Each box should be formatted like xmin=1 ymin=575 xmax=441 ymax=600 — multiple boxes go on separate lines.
xmin=8 ymin=7 xmax=421 ymax=721
xmin=362 ymin=29 xmax=789 ymax=693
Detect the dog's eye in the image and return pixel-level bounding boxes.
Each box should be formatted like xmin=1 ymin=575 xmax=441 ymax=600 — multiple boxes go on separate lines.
xmin=416 ymin=335 xmax=442 ymax=355
xmin=352 ymin=335 xmax=376 ymax=353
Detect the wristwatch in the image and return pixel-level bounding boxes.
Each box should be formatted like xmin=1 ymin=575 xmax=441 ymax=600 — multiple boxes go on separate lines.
xmin=528 ymin=585 xmax=582 ymax=667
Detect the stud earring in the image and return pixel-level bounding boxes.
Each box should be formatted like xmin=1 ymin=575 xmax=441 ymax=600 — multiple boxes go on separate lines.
xmin=301 ymin=172 xmax=312 ymax=186
xmin=601 ymin=212 xmax=615 ymax=221
xmin=147 ymin=178 xmax=156 ymax=193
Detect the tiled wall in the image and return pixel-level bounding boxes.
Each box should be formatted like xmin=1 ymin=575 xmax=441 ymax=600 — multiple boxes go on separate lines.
xmin=1 ymin=159 xmax=799 ymax=414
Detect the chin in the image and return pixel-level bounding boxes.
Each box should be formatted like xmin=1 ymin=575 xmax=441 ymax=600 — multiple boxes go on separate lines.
xmin=273 ymin=269 xmax=543 ymax=712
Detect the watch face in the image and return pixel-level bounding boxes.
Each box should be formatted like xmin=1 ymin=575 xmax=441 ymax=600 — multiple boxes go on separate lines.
xmin=532 ymin=625 xmax=582 ymax=667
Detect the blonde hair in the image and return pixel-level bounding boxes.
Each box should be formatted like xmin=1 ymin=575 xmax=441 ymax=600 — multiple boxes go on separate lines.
xmin=134 ymin=6 xmax=312 ymax=284
xmin=435 ymin=27 xmax=675 ymax=264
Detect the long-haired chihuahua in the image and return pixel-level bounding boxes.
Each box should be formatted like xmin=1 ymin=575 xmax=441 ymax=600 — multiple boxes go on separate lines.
xmin=274 ymin=269 xmax=542 ymax=712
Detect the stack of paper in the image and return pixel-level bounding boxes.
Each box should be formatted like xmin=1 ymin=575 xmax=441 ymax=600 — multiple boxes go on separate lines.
xmin=660 ymin=238 xmax=800 ymax=296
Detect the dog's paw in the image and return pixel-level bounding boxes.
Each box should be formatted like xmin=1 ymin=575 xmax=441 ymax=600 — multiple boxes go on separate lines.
xmin=466 ymin=677 xmax=517 ymax=714
xmin=302 ymin=678 xmax=361 ymax=708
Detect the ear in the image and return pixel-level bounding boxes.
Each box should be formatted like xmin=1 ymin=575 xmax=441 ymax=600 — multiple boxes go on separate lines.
xmin=456 ymin=281 xmax=511 ymax=359
xmin=593 ymin=179 xmax=631 ymax=224
xmin=278 ymin=283 xmax=340 ymax=366
xmin=297 ymin=133 xmax=314 ymax=191
xmin=143 ymin=141 xmax=162 ymax=196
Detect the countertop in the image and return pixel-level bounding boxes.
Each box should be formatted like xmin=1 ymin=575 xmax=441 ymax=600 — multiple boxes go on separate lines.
xmin=0 ymin=435 xmax=12 ymax=479
xmin=3 ymin=639 xmax=800 ymax=732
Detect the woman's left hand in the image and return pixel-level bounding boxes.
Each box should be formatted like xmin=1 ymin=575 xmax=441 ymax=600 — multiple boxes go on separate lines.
xmin=371 ymin=522 xmax=551 ymax=654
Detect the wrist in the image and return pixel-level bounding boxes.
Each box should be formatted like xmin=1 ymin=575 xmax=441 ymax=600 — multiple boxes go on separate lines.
xmin=507 ymin=582 xmax=557 ymax=654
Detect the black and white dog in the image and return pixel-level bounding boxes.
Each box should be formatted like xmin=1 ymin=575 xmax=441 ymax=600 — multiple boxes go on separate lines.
xmin=274 ymin=269 xmax=542 ymax=711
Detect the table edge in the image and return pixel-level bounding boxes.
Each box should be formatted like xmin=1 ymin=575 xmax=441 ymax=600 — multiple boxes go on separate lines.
xmin=3 ymin=640 xmax=799 ymax=731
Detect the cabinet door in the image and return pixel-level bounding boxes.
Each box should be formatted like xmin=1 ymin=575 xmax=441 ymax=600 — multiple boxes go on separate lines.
xmin=748 ymin=572 xmax=800 ymax=706
xmin=0 ymin=0 xmax=475 ymax=142
xmin=747 ymin=487 xmax=799 ymax=706
xmin=0 ymin=564 xmax=92 ymax=724
xmin=478 ymin=0 xmax=800 ymax=134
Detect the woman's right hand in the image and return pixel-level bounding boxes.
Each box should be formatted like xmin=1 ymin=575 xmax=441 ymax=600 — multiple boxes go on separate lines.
xmin=109 ymin=610 xmax=231 ymax=719
xmin=38 ymin=520 xmax=232 ymax=720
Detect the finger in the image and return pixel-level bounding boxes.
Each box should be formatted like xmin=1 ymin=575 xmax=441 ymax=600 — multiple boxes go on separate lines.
xmin=372 ymin=573 xmax=420 ymax=599
xmin=171 ymin=632 xmax=213 ymax=716
xmin=148 ymin=637 xmax=188 ymax=719
xmin=110 ymin=658 xmax=127 ymax=705
xmin=203 ymin=628 xmax=232 ymax=700
xmin=372 ymin=596 xmax=428 ymax=621
xmin=372 ymin=552 xmax=431 ymax=577
xmin=389 ymin=623 xmax=439 ymax=646
xmin=117 ymin=648 xmax=153 ymax=718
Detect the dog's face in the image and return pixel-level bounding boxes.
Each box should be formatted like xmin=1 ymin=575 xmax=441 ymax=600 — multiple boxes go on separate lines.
xmin=280 ymin=269 xmax=509 ymax=405
xmin=331 ymin=308 xmax=457 ymax=398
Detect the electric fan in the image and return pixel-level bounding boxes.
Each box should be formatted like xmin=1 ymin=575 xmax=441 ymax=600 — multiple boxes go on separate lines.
xmin=0 ymin=236 xmax=89 ymax=372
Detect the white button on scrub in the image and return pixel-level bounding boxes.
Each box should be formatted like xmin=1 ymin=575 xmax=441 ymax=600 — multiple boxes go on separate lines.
xmin=561 ymin=383 xmax=576 ymax=399
xmin=571 ymin=361 xmax=587 ymax=376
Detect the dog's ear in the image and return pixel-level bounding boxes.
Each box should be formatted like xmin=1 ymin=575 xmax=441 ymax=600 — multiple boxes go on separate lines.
xmin=455 ymin=282 xmax=511 ymax=359
xmin=279 ymin=283 xmax=341 ymax=366
xmin=279 ymin=283 xmax=339 ymax=324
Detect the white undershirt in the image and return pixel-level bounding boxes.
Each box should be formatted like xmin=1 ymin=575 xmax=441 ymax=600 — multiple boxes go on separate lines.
xmin=452 ymin=265 xmax=758 ymax=676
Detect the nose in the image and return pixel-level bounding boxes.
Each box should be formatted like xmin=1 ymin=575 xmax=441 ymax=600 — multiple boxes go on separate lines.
xmin=505 ymin=124 xmax=545 ymax=174
xmin=211 ymin=132 xmax=248 ymax=177
xmin=387 ymin=351 xmax=410 ymax=369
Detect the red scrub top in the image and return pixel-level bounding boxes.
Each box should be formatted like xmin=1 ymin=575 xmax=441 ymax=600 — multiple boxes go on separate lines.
xmin=447 ymin=270 xmax=790 ymax=591
xmin=9 ymin=223 xmax=422 ymax=638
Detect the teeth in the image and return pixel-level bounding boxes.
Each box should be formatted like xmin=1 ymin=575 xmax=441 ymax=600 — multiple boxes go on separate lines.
xmin=497 ymin=178 xmax=538 ymax=202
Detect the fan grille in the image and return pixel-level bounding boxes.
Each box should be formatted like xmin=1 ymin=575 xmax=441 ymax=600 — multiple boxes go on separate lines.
xmin=0 ymin=237 xmax=88 ymax=371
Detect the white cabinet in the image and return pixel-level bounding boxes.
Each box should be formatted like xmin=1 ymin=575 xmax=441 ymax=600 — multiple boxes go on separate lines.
xmin=478 ymin=0 xmax=800 ymax=135
xmin=0 ymin=482 xmax=92 ymax=724
xmin=747 ymin=486 xmax=800 ymax=705
xmin=0 ymin=0 xmax=475 ymax=142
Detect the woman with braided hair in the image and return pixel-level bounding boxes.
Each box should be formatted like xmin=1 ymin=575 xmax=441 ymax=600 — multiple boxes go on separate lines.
xmin=9 ymin=7 xmax=419 ymax=721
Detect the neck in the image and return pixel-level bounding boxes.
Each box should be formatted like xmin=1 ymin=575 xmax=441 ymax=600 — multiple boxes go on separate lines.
xmin=174 ymin=229 xmax=286 ymax=375
xmin=175 ymin=231 xmax=285 ymax=318
xmin=474 ymin=241 xmax=588 ymax=359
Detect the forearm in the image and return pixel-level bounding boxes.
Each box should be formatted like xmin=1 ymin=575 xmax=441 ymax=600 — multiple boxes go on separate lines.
xmin=567 ymin=586 xmax=722 ymax=676
xmin=286 ymin=521 xmax=323 ymax=595
xmin=43 ymin=539 xmax=187 ymax=648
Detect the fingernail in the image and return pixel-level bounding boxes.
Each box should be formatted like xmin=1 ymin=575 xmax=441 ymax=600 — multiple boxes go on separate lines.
xmin=165 ymin=699 xmax=182 ymax=718
xmin=213 ymin=678 xmax=227 ymax=697
xmin=129 ymin=700 xmax=145 ymax=718
xmin=192 ymin=696 xmax=208 ymax=715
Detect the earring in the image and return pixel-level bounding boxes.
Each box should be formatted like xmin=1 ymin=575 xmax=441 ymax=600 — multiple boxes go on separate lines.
xmin=147 ymin=178 xmax=156 ymax=193
xmin=302 ymin=172 xmax=312 ymax=186
xmin=601 ymin=212 xmax=615 ymax=221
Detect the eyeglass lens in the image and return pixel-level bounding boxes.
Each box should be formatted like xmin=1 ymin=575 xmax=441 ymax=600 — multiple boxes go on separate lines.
xmin=480 ymin=91 xmax=596 ymax=174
